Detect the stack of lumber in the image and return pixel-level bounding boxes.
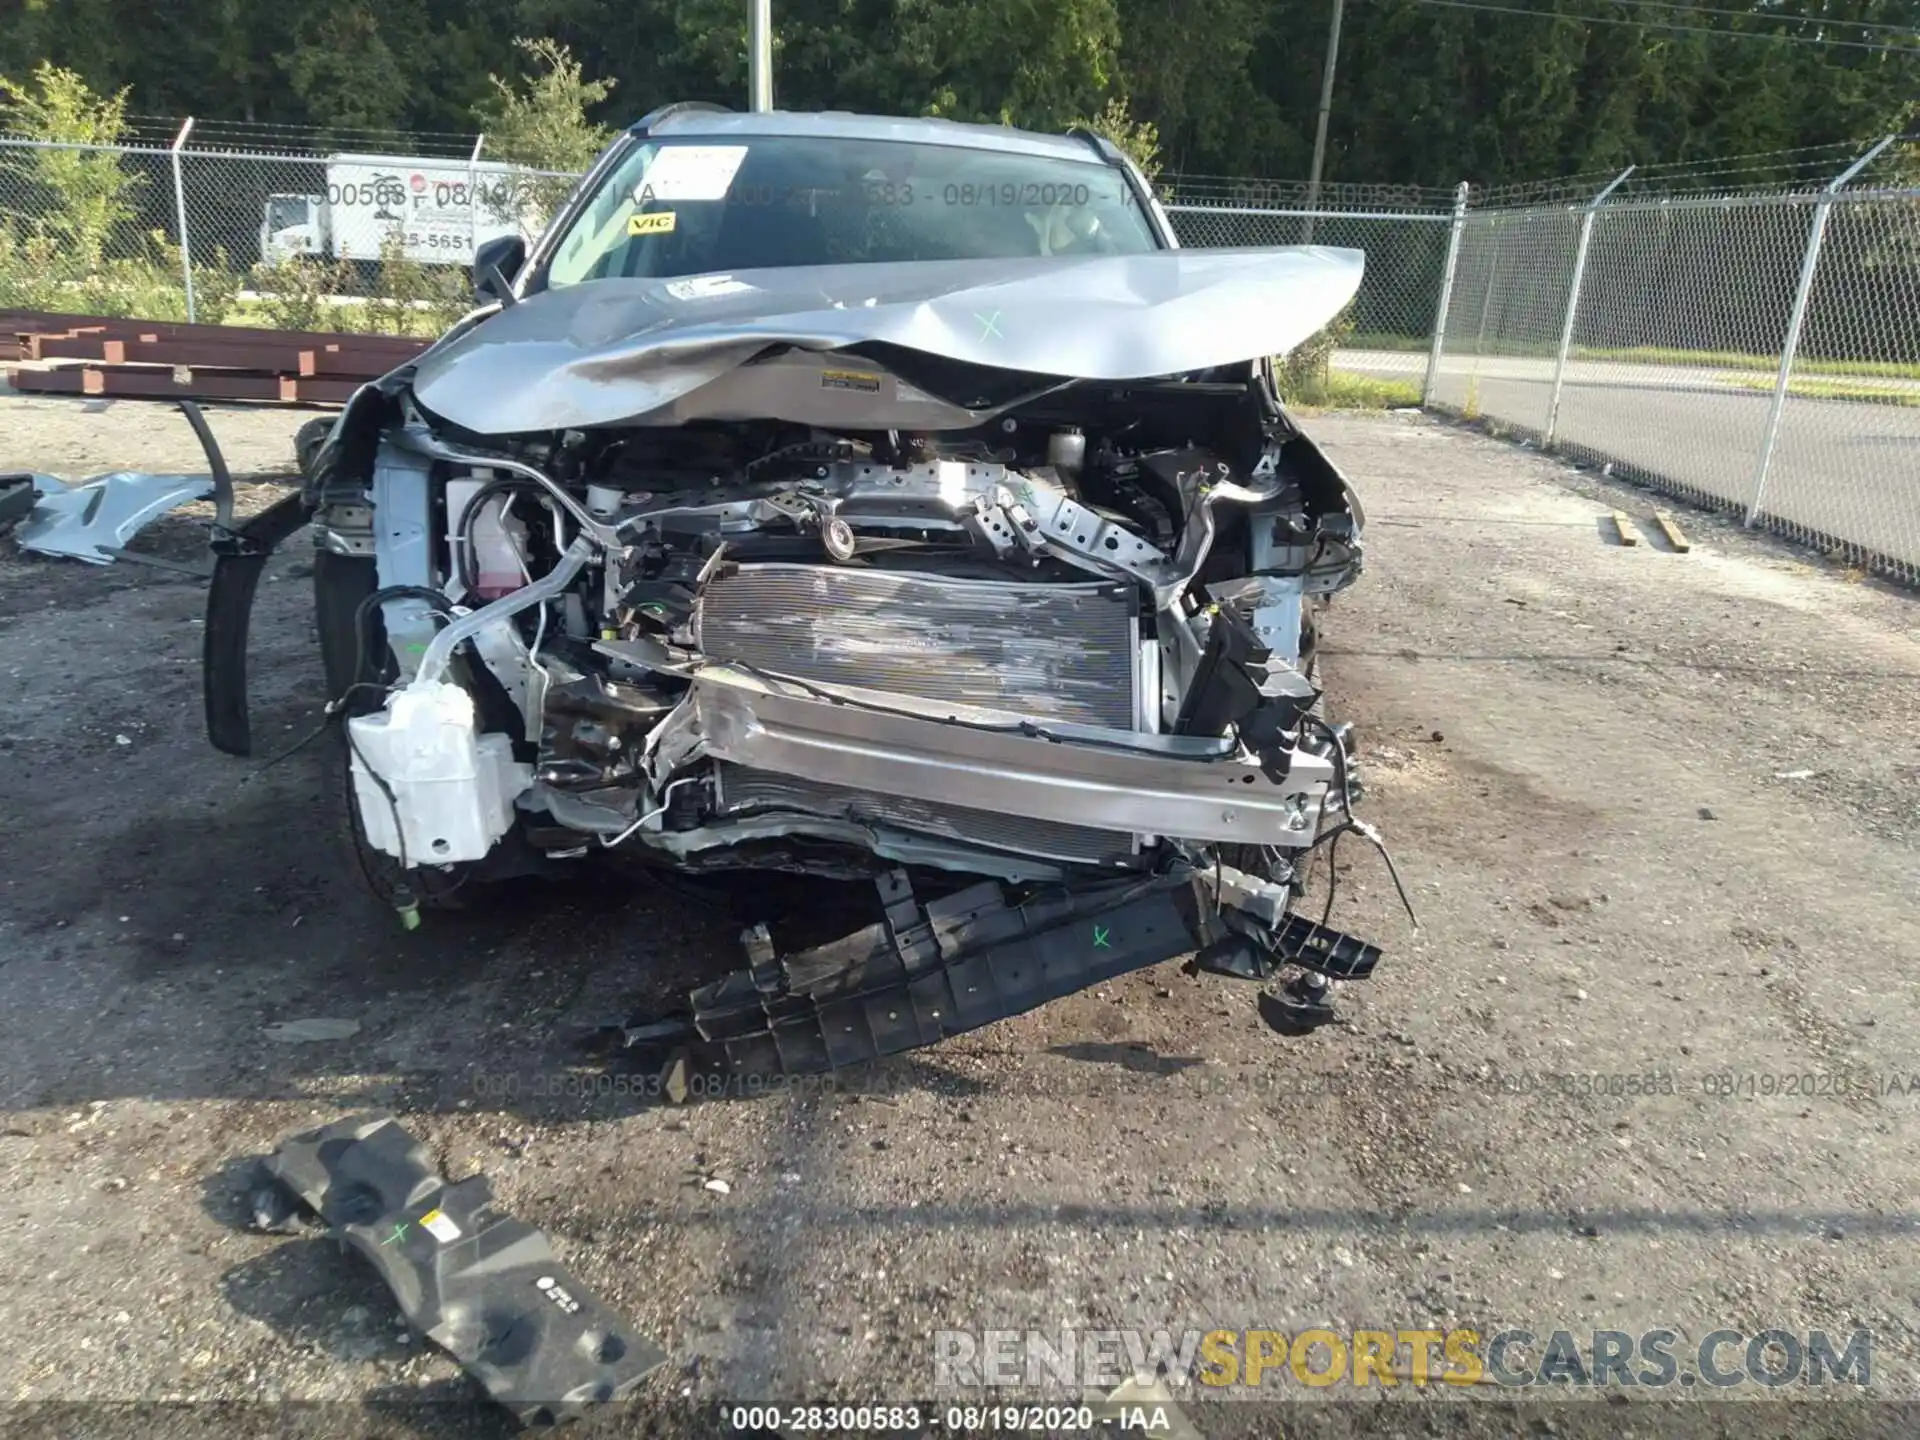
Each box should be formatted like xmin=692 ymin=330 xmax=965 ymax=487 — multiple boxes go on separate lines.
xmin=2 ymin=310 xmax=432 ymax=406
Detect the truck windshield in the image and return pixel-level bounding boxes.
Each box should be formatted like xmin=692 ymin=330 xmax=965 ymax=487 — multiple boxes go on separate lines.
xmin=541 ymin=134 xmax=1160 ymax=288
xmin=266 ymin=196 xmax=311 ymax=232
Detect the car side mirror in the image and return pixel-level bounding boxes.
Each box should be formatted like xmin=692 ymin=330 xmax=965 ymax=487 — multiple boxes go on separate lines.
xmin=473 ymin=235 xmax=527 ymax=303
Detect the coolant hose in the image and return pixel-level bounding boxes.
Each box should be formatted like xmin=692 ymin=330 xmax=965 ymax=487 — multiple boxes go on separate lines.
xmin=412 ymin=534 xmax=594 ymax=686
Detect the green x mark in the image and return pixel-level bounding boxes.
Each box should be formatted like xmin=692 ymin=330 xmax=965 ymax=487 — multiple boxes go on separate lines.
xmin=1092 ymin=925 xmax=1111 ymax=950
xmin=380 ymin=1222 xmax=409 ymax=1246
xmin=976 ymin=310 xmax=1003 ymax=340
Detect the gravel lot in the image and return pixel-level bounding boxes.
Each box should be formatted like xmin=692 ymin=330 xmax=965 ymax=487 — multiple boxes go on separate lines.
xmin=2 ymin=397 xmax=1917 ymax=1439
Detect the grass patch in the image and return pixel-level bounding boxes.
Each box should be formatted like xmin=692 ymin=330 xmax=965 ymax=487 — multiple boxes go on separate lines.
xmin=1719 ymin=373 xmax=1920 ymax=407
xmin=1577 ymin=345 xmax=1920 ymax=381
xmin=1346 ymin=331 xmax=1431 ymax=352
xmin=1283 ymin=370 xmax=1424 ymax=410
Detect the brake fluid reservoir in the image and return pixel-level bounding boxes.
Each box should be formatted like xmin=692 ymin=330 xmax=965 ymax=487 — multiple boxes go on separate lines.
xmin=346 ymin=681 xmax=530 ymax=864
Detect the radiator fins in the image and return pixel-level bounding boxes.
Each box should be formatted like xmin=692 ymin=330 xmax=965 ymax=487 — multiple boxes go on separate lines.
xmin=694 ymin=563 xmax=1138 ymax=730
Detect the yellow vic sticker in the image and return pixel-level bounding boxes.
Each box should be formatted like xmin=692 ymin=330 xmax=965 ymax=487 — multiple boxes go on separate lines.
xmin=628 ymin=211 xmax=677 ymax=235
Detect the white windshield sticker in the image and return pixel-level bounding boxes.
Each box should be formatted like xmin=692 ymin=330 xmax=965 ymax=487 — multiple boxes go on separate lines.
xmin=664 ymin=274 xmax=756 ymax=301
xmin=635 ymin=146 xmax=749 ymax=202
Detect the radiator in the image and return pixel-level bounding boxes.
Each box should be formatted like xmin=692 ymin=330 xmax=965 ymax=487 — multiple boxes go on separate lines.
xmin=693 ymin=563 xmax=1139 ymax=730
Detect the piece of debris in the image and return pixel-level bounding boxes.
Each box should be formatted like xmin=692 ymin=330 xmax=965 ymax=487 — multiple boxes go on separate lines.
xmin=261 ymin=1018 xmax=361 ymax=1043
xmin=262 ymin=1112 xmax=666 ymax=1423
xmin=660 ymin=1052 xmax=690 ymax=1106
xmin=9 ymin=471 xmax=215 ymax=566
xmin=1611 ymin=510 xmax=1640 ymax=547
xmin=1774 ymin=770 xmax=1815 ymax=781
xmin=1652 ymin=510 xmax=1692 ymax=552
xmin=114 ymin=734 xmax=132 ymax=746
xmin=703 ymin=1178 xmax=732 ymax=1196
xmin=1698 ymin=807 xmax=1717 ymax=821
xmin=1086 ymin=1375 xmax=1204 ymax=1440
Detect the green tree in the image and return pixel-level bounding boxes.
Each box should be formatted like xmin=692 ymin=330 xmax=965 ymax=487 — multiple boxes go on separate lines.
xmin=898 ymin=0 xmax=1122 ymax=131
xmin=1081 ymin=95 xmax=1161 ymax=182
xmin=473 ymin=37 xmax=616 ymax=227
xmin=2 ymin=0 xmax=1917 ymax=195
xmin=0 ymin=59 xmax=141 ymax=270
xmin=279 ymin=1 xmax=413 ymax=133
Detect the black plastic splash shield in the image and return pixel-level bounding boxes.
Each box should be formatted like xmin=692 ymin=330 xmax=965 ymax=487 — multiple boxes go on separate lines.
xmin=263 ymin=1112 xmax=666 ymax=1425
xmin=684 ymin=873 xmax=1206 ymax=1076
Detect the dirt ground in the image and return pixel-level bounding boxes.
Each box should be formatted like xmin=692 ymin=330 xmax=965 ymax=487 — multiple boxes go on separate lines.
xmin=1 ymin=396 xmax=1917 ymax=1439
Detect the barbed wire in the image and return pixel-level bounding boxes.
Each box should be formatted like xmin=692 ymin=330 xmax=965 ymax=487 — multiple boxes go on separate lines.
xmin=1386 ymin=0 xmax=1920 ymax=53
xmin=1159 ymin=173 xmax=1463 ymax=212
xmin=1580 ymin=0 xmax=1920 ymax=36
xmin=120 ymin=114 xmax=486 ymax=157
xmin=4 ymin=117 xmax=1907 ymax=209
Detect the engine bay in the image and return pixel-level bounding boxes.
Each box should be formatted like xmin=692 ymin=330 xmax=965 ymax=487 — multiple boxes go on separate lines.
xmin=262 ymin=339 xmax=1404 ymax=1069
xmin=318 ymin=362 xmax=1357 ymax=869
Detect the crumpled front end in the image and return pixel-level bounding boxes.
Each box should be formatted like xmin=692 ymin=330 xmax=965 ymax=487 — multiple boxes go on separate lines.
xmin=280 ymin=250 xmax=1400 ymax=1066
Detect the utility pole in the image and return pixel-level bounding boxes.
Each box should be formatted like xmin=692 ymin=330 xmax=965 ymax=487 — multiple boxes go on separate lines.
xmin=1302 ymin=0 xmax=1345 ymax=243
xmin=748 ymin=0 xmax=773 ymax=112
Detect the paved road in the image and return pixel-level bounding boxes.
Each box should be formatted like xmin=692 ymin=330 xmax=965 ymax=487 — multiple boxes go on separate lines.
xmin=1335 ymin=349 xmax=1920 ymax=574
xmin=1338 ymin=349 xmax=1920 ymax=398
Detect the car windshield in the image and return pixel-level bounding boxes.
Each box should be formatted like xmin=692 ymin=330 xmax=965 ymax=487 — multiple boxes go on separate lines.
xmin=541 ymin=134 xmax=1160 ymax=287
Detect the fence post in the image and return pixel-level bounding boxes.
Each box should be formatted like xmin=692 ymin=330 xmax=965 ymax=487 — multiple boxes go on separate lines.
xmin=468 ymin=133 xmax=485 ymax=260
xmin=1745 ymin=134 xmax=1894 ymax=528
xmin=1423 ymin=181 xmax=1471 ymax=407
xmin=1544 ymin=165 xmax=1633 ymax=447
xmin=169 ymin=118 xmax=196 ymax=322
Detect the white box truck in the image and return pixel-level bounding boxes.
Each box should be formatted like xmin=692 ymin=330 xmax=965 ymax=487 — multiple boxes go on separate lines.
xmin=260 ymin=154 xmax=537 ymax=268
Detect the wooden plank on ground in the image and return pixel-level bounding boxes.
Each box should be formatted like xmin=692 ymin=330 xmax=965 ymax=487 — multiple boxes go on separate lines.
xmin=1652 ymin=510 xmax=1692 ymax=553
xmin=1611 ymin=510 xmax=1640 ymax=546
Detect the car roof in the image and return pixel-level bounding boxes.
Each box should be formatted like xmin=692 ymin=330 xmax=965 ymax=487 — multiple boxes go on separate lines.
xmin=635 ymin=108 xmax=1115 ymax=167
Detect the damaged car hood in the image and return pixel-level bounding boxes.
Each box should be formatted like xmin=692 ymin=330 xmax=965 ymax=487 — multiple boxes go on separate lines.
xmin=411 ymin=247 xmax=1364 ymax=435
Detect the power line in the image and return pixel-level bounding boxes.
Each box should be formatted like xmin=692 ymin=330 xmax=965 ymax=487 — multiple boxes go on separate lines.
xmin=1581 ymin=0 xmax=1920 ymax=36
xmin=1390 ymin=0 xmax=1920 ymax=51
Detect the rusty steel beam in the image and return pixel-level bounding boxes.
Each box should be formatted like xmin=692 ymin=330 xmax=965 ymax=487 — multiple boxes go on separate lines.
xmin=27 ymin=336 xmax=129 ymax=363
xmin=123 ymin=338 xmax=320 ymax=377
xmin=10 ymin=366 xmax=297 ymax=403
xmin=9 ymin=363 xmax=360 ymax=407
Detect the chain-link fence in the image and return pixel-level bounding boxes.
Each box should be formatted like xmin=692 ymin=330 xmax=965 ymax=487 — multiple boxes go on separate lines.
xmin=1425 ymin=137 xmax=1920 ymax=585
xmin=1164 ymin=184 xmax=1461 ymax=398
xmin=0 ymin=132 xmax=576 ymax=334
